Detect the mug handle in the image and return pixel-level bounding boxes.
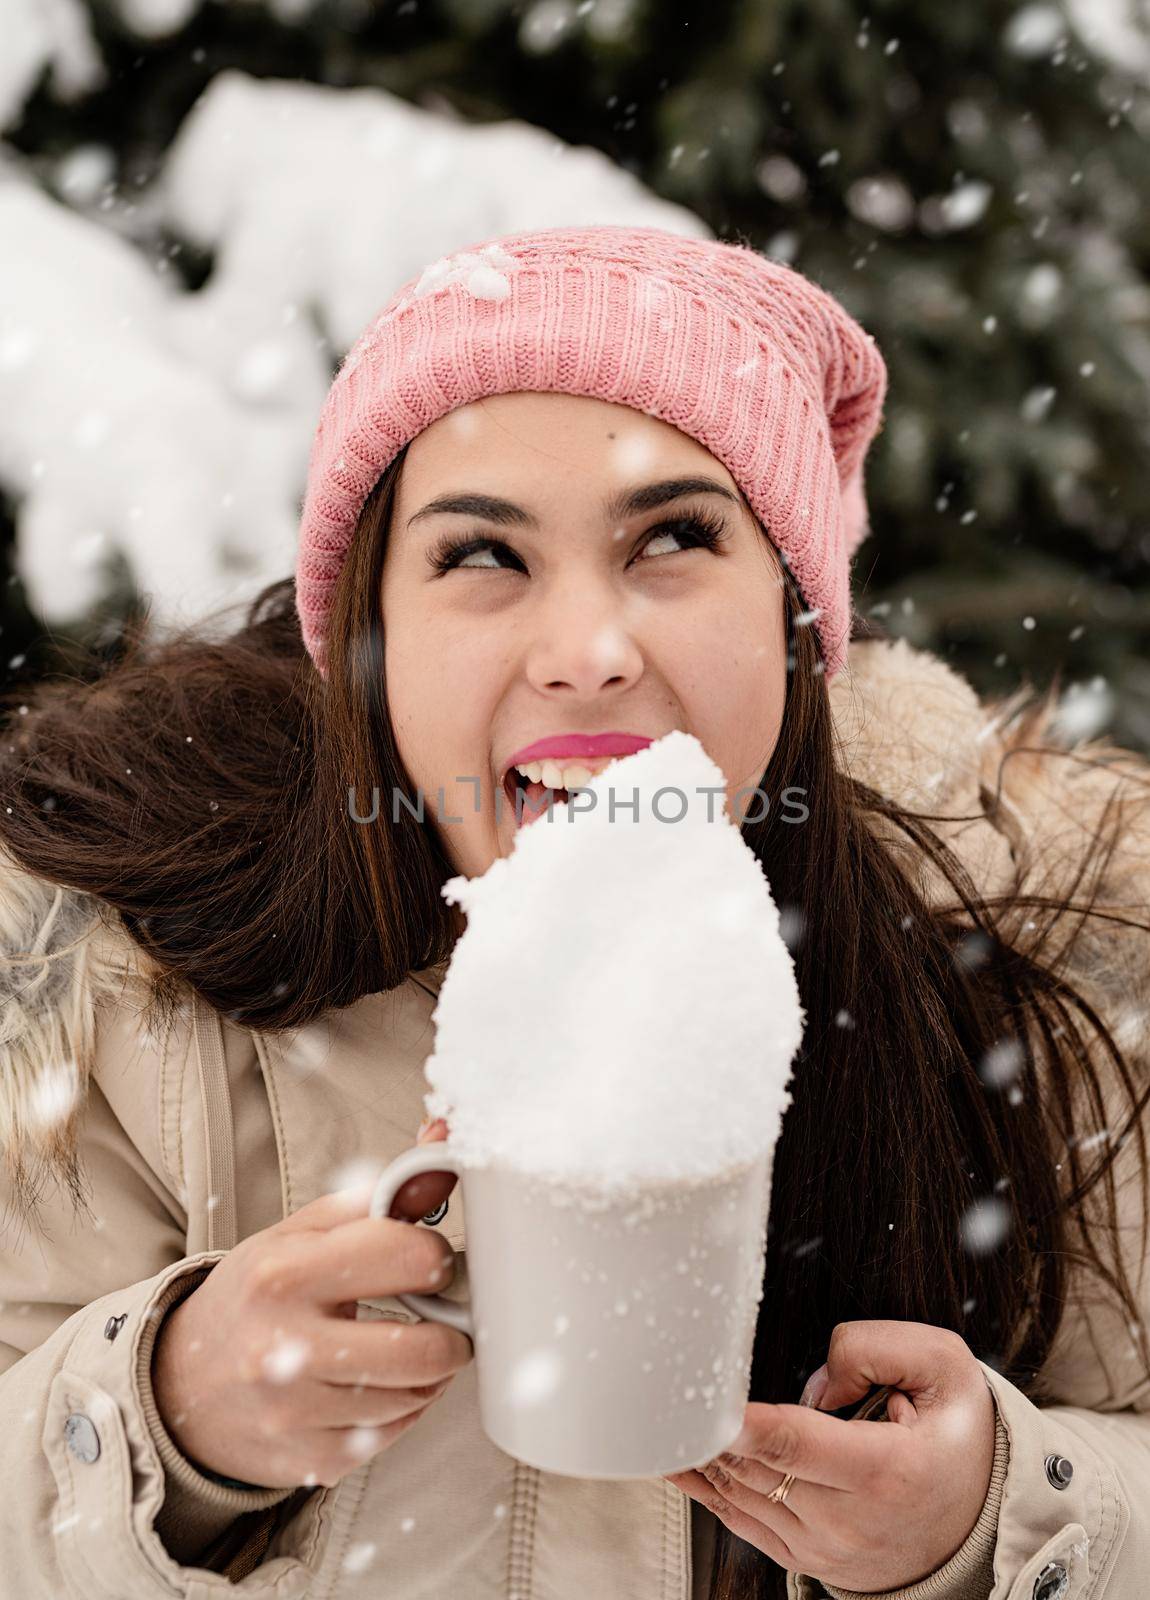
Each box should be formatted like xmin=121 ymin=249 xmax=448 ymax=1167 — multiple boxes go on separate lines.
xmin=368 ymin=1143 xmax=473 ymax=1337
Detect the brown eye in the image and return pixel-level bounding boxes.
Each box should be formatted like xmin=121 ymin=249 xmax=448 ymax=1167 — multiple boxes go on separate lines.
xmin=427 ymin=536 xmax=525 ymax=575
xmin=635 ymin=511 xmax=730 ymax=561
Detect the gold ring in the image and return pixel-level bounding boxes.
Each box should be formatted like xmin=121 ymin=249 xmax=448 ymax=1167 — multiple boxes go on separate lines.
xmin=765 ymin=1471 xmax=795 ymax=1506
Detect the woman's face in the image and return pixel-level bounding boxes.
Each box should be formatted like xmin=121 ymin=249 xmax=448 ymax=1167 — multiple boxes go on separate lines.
xmin=380 ymin=391 xmax=787 ymax=881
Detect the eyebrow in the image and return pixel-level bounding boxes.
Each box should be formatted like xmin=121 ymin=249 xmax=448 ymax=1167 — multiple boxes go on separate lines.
xmin=405 ymin=475 xmax=741 ymax=531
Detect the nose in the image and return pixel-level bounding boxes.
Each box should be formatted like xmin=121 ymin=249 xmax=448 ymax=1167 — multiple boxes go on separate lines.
xmin=523 ymin=591 xmax=645 ymax=698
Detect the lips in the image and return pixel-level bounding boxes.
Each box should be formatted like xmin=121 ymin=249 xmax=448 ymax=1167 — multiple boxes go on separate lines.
xmin=493 ymin=733 xmax=660 ymax=833
xmin=499 ymin=732 xmax=654 ymax=791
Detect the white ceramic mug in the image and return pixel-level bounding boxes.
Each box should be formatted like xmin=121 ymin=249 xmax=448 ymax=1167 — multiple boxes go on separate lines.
xmin=369 ymin=1145 xmax=771 ymax=1478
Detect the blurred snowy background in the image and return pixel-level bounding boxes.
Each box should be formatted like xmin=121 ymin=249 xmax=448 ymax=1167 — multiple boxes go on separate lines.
xmin=2 ymin=0 xmax=1149 ymax=747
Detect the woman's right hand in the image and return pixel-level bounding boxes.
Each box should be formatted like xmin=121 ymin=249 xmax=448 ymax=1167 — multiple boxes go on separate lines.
xmin=151 ymin=1119 xmax=469 ymax=1489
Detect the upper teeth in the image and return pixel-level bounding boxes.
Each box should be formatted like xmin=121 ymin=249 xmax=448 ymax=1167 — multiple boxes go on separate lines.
xmin=512 ymin=758 xmax=614 ymax=790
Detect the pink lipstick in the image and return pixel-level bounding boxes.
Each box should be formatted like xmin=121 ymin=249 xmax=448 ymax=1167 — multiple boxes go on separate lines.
xmin=500 ymin=733 xmax=656 ymax=831
xmin=503 ymin=732 xmax=653 ymax=777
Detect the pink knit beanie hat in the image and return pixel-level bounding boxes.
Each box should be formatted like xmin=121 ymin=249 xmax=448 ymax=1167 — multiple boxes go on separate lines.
xmin=295 ymin=223 xmax=887 ymax=680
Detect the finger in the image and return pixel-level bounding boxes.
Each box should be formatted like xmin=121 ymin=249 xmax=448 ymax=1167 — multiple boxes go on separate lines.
xmin=252 ymin=1374 xmax=451 ymax=1431
xmin=709 ymin=1450 xmax=824 ymax=1511
xmin=729 ymin=1401 xmax=901 ymax=1492
xmin=698 ymin=1456 xmax=808 ymax=1536
xmin=665 ymin=1470 xmax=798 ymax=1569
xmin=271 ymin=1215 xmax=459 ymax=1306
xmin=819 ymin=1320 xmax=977 ymax=1413
xmin=311 ymin=1316 xmax=474 ymax=1388
xmin=310 ymin=1376 xmax=452 ymax=1429
xmin=885 ymin=1390 xmax=920 ymax=1425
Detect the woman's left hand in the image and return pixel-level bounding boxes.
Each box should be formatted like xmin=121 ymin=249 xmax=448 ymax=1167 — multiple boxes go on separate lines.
xmin=664 ymin=1320 xmax=997 ymax=1593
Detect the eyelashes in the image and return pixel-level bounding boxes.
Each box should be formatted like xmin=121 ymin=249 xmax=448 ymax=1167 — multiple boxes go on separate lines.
xmin=425 ymin=507 xmax=732 ymax=576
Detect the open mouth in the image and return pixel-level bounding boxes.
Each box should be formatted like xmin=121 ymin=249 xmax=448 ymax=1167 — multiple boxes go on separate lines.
xmin=498 ymin=750 xmax=640 ymax=830
xmin=503 ymin=768 xmax=570 ymax=826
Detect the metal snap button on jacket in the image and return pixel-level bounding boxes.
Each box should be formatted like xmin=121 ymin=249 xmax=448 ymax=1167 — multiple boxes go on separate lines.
xmin=1033 ymin=1561 xmax=1070 ymax=1600
xmin=63 ymin=1414 xmax=101 ymax=1464
xmin=103 ymin=1313 xmax=127 ymax=1342
xmin=1044 ymin=1453 xmax=1074 ymax=1489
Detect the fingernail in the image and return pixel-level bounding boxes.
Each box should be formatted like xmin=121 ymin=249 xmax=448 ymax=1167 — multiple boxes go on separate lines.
xmin=800 ymin=1363 xmax=829 ymax=1409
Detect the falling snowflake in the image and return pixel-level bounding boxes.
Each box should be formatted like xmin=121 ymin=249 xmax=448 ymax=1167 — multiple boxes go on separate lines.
xmin=960 ymin=1197 xmax=1012 ymax=1255
xmin=261 ymin=1334 xmax=311 ymax=1384
xmin=345 ymin=1425 xmax=384 ymax=1461
xmin=507 ymin=1347 xmax=562 ymax=1407
xmin=1049 ymin=678 xmax=1114 ymax=743
xmin=342 ymin=1542 xmax=377 ymax=1574
xmin=1004 ymin=4 xmax=1066 ymax=59
xmin=778 ymin=905 xmax=806 ymax=951
xmin=978 ymin=1037 xmax=1025 ymax=1090
xmin=28 ymin=1060 xmax=82 ymax=1130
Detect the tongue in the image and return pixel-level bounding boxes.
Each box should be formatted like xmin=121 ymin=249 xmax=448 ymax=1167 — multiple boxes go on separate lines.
xmin=522 ymin=779 xmax=568 ymax=817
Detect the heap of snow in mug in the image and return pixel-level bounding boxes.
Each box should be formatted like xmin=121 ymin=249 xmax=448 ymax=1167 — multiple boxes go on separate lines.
xmin=423 ymin=731 xmax=806 ymax=1193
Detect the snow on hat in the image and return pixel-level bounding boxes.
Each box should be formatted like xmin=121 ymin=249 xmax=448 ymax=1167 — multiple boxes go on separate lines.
xmin=294 ymin=223 xmax=888 ymax=680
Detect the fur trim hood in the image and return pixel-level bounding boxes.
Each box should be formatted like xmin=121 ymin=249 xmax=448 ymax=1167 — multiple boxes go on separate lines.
xmin=0 ymin=863 xmax=168 ymax=1214
xmin=1 ymin=635 xmax=1147 ymax=1205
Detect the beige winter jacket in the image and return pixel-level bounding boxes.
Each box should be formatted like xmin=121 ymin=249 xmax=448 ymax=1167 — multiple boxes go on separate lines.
xmin=1 ymin=635 xmax=1148 ymax=1600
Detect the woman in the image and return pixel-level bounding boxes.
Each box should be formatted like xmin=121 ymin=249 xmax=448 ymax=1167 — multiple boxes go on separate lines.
xmin=0 ymin=224 xmax=1147 ymax=1600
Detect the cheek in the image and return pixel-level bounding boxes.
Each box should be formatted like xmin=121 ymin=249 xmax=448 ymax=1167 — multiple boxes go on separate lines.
xmin=384 ymin=624 xmax=445 ymax=792
xmin=385 ymin=620 xmax=500 ymax=790
xmin=691 ymin=606 xmax=787 ymax=787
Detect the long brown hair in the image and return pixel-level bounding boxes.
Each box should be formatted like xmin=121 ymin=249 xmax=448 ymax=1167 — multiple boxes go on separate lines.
xmin=2 ymin=449 xmax=1148 ymax=1600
